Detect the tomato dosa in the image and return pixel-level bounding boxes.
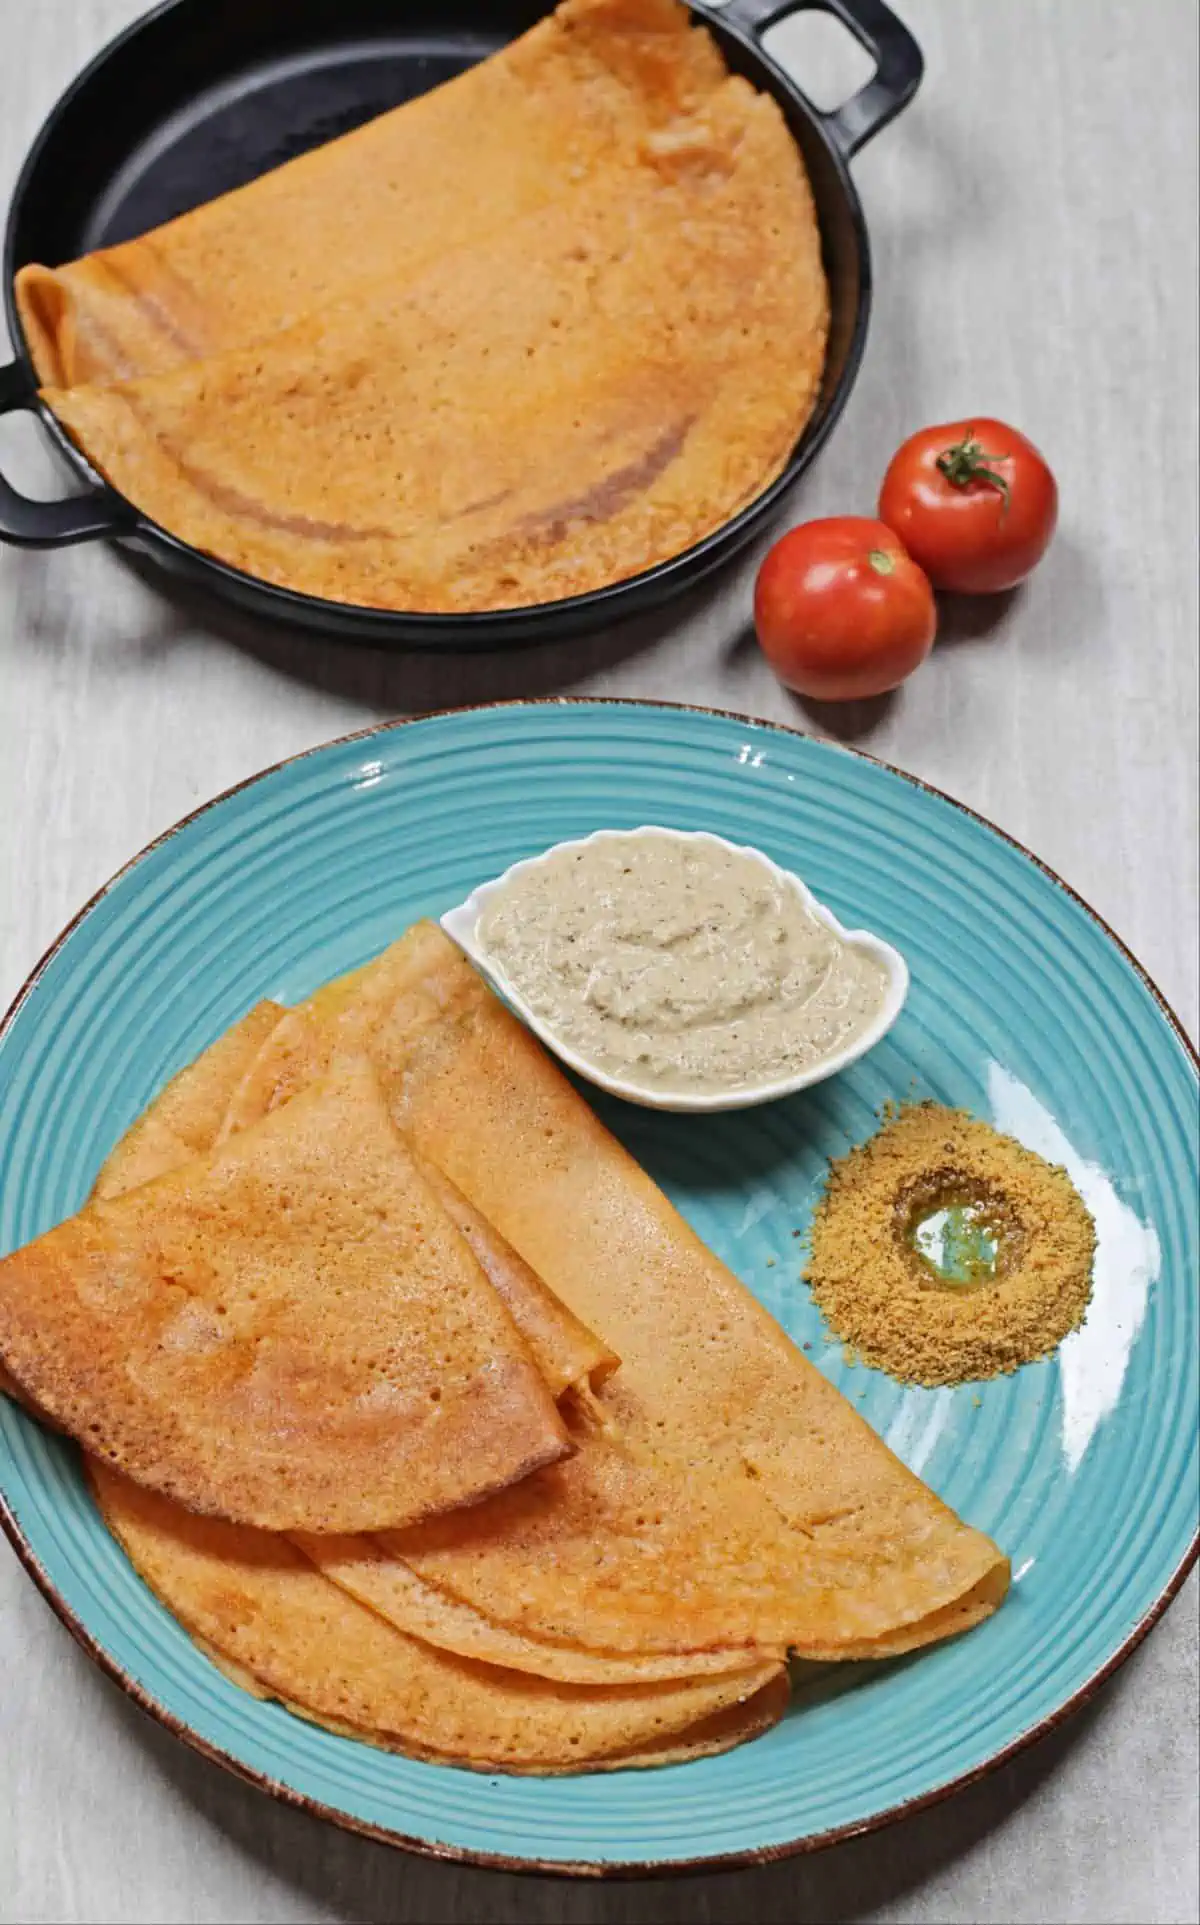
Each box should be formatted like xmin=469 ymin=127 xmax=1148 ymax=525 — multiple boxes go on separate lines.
xmin=413 ymin=1154 xmax=618 ymax=1401
xmin=0 ymin=1059 xmax=569 ymax=1531
xmin=92 ymin=1002 xmax=285 ymax=1199
xmin=79 ymin=1024 xmax=735 ymax=1686
xmin=223 ymin=925 xmax=1010 ymax=1662
xmin=81 ymin=1011 xmax=725 ymax=1687
xmin=88 ymin=1008 xmax=616 ymax=1406
xmin=0 ymin=1003 xmax=285 ymax=1421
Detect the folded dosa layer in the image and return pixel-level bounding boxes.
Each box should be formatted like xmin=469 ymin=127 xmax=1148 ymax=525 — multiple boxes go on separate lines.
xmin=83 ymin=1003 xmax=616 ymax=1406
xmin=0 ymin=1002 xmax=284 ymax=1421
xmin=93 ymin=1001 xmax=285 ymax=1199
xmin=40 ymin=71 xmax=825 ymax=612
xmin=224 ymin=926 xmax=1010 ymax=1660
xmin=89 ymin=1461 xmax=784 ymax=1773
xmin=0 ymin=1059 xmax=570 ymax=1531
xmin=414 ymin=1156 xmax=618 ymax=1402
xmin=18 ymin=0 xmax=731 ymax=387
xmin=273 ymin=1665 xmax=792 ymax=1773
xmin=294 ymin=1528 xmax=764 ymax=1686
xmin=279 ymin=1665 xmax=792 ymax=1774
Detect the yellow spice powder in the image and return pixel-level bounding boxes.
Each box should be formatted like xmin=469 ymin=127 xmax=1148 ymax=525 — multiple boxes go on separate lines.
xmin=804 ymin=1104 xmax=1096 ymax=1387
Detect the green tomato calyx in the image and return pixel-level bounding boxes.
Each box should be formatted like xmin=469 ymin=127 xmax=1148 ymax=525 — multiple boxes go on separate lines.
xmin=936 ymin=429 xmax=1012 ymax=507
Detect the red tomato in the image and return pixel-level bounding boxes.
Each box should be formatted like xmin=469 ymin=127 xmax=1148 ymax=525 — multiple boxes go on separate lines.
xmin=878 ymin=418 xmax=1058 ymax=593
xmin=753 ymin=517 xmax=937 ymax=702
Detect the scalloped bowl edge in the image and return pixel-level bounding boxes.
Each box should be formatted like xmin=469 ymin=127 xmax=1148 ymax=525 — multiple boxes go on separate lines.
xmin=439 ymin=826 xmax=910 ymax=1113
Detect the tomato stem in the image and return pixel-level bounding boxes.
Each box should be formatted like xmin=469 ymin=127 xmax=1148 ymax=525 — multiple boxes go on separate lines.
xmin=868 ymin=549 xmax=895 ymax=576
xmin=936 ymin=430 xmax=1012 ymax=509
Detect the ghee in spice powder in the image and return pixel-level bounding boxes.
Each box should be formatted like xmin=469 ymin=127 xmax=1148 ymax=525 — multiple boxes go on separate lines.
xmin=804 ymin=1103 xmax=1096 ymax=1387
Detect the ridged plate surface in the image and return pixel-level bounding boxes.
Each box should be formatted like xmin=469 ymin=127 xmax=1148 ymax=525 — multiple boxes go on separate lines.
xmin=0 ymin=700 xmax=1196 ymax=1872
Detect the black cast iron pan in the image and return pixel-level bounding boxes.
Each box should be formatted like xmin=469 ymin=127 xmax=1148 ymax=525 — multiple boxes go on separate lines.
xmin=0 ymin=0 xmax=921 ymax=648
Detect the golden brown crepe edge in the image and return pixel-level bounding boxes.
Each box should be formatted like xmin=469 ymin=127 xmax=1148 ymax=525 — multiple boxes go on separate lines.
xmin=87 ymin=1458 xmax=785 ymax=1773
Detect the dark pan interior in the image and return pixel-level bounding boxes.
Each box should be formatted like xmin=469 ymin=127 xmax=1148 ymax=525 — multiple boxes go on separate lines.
xmin=3 ymin=0 xmax=869 ymax=641
xmin=19 ymin=7 xmax=535 ymax=259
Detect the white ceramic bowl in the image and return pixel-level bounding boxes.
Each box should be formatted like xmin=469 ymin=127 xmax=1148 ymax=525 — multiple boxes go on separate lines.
xmin=440 ymin=827 xmax=909 ymax=1113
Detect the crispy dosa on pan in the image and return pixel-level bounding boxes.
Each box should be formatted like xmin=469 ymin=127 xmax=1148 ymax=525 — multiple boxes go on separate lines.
xmin=40 ymin=73 xmax=826 ymax=613
xmin=17 ymin=0 xmax=735 ymax=387
xmin=0 ymin=1060 xmax=571 ymax=1532
xmin=89 ymin=1462 xmax=785 ymax=1773
xmin=223 ymin=925 xmax=1010 ymax=1664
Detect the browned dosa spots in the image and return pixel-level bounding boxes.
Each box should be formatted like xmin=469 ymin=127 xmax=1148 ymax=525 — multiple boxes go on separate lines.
xmin=100 ymin=247 xmax=207 ymax=366
xmin=109 ymin=387 xmax=395 ymax=546
xmin=517 ymin=415 xmax=694 ymax=543
xmin=162 ymin=440 xmax=394 ymax=546
xmin=454 ymin=487 xmax=516 ymax=519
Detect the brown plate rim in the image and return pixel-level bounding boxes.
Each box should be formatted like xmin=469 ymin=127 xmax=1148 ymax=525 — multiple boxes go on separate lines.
xmin=0 ymin=694 xmax=1196 ymax=1881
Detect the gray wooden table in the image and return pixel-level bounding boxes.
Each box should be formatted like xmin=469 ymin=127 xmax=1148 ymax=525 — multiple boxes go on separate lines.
xmin=1 ymin=2 xmax=1196 ymax=1920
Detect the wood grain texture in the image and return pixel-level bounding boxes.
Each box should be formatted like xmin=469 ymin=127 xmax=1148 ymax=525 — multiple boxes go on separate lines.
xmin=1 ymin=0 xmax=1196 ymax=1920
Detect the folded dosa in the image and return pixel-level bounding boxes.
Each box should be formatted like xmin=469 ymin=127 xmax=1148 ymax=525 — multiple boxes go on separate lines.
xmin=89 ymin=1461 xmax=785 ymax=1773
xmin=17 ymin=0 xmax=733 ymax=388
xmin=290 ymin=1528 xmax=765 ymax=1686
xmin=86 ymin=1005 xmax=616 ymax=1406
xmin=223 ymin=926 xmax=1010 ymax=1661
xmin=79 ymin=998 xmax=722 ymax=1687
xmin=0 ymin=1059 xmax=570 ymax=1531
xmin=39 ymin=68 xmax=825 ymax=612
xmin=413 ymin=1155 xmax=618 ymax=1402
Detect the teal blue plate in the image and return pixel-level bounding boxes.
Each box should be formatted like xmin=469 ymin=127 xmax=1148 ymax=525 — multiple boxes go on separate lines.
xmin=1 ymin=700 xmax=1196 ymax=1874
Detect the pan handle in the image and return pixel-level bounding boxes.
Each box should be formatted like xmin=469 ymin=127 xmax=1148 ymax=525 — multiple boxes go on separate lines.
xmin=0 ymin=359 xmax=130 ymax=548
xmin=713 ymin=0 xmax=923 ymax=160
